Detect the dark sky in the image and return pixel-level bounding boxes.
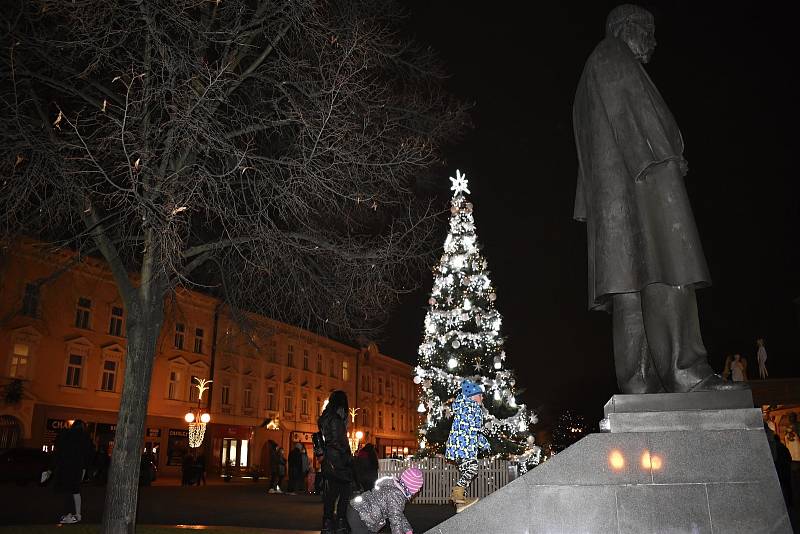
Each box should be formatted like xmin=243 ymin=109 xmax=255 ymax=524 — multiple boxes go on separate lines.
xmin=380 ymin=1 xmax=799 ymax=425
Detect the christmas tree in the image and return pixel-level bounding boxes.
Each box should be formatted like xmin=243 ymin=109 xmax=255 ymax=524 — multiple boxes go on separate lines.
xmin=415 ymin=170 xmax=539 ymax=468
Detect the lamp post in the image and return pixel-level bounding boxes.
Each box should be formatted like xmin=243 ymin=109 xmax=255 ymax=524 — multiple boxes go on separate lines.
xmin=348 ymin=407 xmax=362 ymax=454
xmin=185 ymin=378 xmax=212 ymax=448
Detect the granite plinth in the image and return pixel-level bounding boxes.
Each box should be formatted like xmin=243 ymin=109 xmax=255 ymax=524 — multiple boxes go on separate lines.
xmin=603 ymin=389 xmax=754 ymax=417
xmin=426 ymin=394 xmax=791 ymax=534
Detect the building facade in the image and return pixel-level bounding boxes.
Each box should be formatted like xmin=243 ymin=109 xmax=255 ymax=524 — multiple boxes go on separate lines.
xmin=0 ymin=241 xmax=418 ymax=476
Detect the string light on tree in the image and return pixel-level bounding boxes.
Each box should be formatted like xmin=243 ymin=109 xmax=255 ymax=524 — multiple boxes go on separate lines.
xmin=414 ymin=169 xmax=540 ymax=464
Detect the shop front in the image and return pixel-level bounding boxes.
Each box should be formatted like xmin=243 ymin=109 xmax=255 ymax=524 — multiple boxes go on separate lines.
xmin=209 ymin=424 xmax=254 ymax=474
xmin=374 ymin=437 xmax=417 ymax=459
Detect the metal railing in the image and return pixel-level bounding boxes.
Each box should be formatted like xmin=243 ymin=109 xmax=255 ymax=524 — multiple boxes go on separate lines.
xmin=377 ymin=456 xmax=517 ymax=504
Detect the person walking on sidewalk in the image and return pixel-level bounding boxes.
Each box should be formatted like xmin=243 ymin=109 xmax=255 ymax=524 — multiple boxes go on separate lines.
xmin=52 ymin=420 xmax=94 ymax=524
xmin=445 ymin=380 xmax=490 ymax=513
xmin=347 ymin=467 xmax=423 ymax=534
xmin=318 ymin=390 xmax=354 ymax=534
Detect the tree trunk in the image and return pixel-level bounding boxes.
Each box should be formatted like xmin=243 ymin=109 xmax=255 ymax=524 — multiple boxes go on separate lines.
xmin=101 ymin=298 xmax=164 ymax=534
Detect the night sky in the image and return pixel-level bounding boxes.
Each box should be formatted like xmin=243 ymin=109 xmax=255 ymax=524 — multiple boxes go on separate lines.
xmin=380 ymin=1 xmax=799 ymax=425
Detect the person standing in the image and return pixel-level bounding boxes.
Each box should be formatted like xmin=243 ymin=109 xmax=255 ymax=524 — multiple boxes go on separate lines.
xmin=756 ymin=338 xmax=769 ymax=379
xmin=288 ymin=443 xmax=304 ymax=494
xmin=318 ymin=390 xmax=354 ymax=534
xmin=445 ymin=380 xmax=490 ymax=513
xmin=52 ymin=420 xmax=94 ymax=524
xmin=354 ymin=443 xmax=379 ymax=492
xmin=730 ymin=354 xmax=747 ymax=383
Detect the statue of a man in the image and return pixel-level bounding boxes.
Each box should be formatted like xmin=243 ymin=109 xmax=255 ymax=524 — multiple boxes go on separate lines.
xmin=573 ymin=5 xmax=742 ymax=393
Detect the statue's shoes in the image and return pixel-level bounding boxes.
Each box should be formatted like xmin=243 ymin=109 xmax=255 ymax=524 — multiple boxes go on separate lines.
xmin=689 ymin=374 xmax=750 ymax=392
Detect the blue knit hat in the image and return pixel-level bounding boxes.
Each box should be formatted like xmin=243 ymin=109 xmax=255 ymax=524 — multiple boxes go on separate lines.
xmin=461 ymin=379 xmax=483 ymax=398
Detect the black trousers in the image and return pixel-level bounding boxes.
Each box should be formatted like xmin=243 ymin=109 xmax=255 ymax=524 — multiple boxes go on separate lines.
xmin=612 ymin=283 xmax=714 ymax=393
xmin=346 ymin=505 xmax=371 ymax=534
xmin=323 ymin=477 xmax=351 ymax=521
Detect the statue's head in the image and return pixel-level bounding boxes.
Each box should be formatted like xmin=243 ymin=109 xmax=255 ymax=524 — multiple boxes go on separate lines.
xmin=606 ymin=5 xmax=656 ymax=64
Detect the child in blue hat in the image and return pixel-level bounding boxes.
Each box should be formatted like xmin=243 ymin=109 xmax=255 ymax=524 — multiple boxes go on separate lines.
xmin=444 ymin=379 xmax=490 ymax=513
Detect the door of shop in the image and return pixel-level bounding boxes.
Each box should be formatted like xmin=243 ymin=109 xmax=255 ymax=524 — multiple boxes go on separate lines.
xmin=221 ymin=437 xmax=249 ymax=468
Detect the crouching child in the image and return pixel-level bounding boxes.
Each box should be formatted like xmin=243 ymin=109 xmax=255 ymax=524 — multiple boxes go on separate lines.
xmin=347 ymin=467 xmax=424 ymax=534
xmin=445 ymin=379 xmax=490 ymax=513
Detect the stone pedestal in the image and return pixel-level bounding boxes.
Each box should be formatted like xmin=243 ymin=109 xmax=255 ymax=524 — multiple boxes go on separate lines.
xmin=426 ymin=390 xmax=792 ymax=534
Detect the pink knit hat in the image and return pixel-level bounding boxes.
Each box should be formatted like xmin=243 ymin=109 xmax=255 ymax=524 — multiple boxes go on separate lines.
xmin=399 ymin=467 xmax=424 ymax=494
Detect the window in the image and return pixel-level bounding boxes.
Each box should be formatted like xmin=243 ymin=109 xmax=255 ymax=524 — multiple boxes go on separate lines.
xmin=329 ymin=358 xmax=335 ymax=378
xmin=221 ymin=384 xmax=231 ymax=405
xmin=194 ymin=328 xmax=204 ymax=353
xmin=301 ymin=391 xmax=309 ymax=415
xmin=316 ymin=354 xmax=322 ymax=374
xmin=243 ymin=386 xmax=253 ymax=409
xmin=387 ymin=378 xmax=394 ymax=398
xmin=362 ymin=408 xmax=369 ymax=427
xmin=378 ymin=410 xmax=384 ymax=430
xmin=266 ymin=386 xmax=276 ymax=411
xmin=269 ymin=340 xmax=278 ymax=363
xmin=189 ymin=375 xmax=200 ymax=402
xmin=22 ymin=284 xmax=40 ymax=318
xmin=287 ymin=345 xmax=295 ymax=367
xmin=378 ymin=377 xmax=384 ymax=396
xmin=168 ymin=371 xmax=181 ymax=399
xmin=108 ymin=306 xmax=124 ymax=337
xmin=65 ymin=354 xmax=83 ymax=387
xmin=174 ymin=323 xmax=185 ymax=350
xmin=342 ymin=361 xmax=349 ymax=381
xmin=391 ymin=412 xmax=396 ymax=431
xmin=285 ymin=388 xmax=294 ymax=413
xmin=401 ymin=413 xmax=406 ymax=432
xmin=75 ymin=297 xmax=92 ymax=329
xmin=100 ymin=360 xmax=117 ymax=392
xmin=9 ymin=343 xmax=30 ymax=379
xmin=303 ymin=350 xmax=309 ymax=371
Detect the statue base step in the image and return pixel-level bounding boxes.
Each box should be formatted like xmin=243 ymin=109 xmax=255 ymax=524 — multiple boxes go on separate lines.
xmin=426 ymin=392 xmax=791 ymax=534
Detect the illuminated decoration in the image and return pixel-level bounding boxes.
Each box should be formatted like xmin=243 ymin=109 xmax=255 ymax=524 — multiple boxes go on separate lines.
xmin=266 ymin=416 xmax=280 ymax=430
xmin=348 ymin=407 xmax=362 ymax=453
xmin=449 ymin=169 xmax=470 ymax=196
xmin=414 ymin=170 xmax=539 ymax=462
xmin=185 ymin=377 xmax=212 ymax=448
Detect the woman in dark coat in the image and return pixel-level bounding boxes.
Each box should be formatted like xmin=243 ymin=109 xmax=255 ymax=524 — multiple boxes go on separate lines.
xmin=318 ymin=390 xmax=353 ymax=534
xmin=53 ymin=420 xmax=94 ymax=524
xmin=354 ymin=443 xmax=379 ymax=492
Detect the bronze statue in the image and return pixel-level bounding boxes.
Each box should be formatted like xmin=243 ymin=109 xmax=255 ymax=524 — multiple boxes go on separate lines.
xmin=573 ymin=5 xmax=742 ymax=393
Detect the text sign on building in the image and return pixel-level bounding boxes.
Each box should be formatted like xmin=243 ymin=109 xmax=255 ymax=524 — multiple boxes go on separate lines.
xmin=44 ymin=418 xmax=69 ymax=444
xmin=146 ymin=428 xmax=162 ymax=438
xmin=291 ymin=431 xmax=314 ymax=443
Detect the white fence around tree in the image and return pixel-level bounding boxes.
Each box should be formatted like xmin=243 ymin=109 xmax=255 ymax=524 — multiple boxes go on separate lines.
xmin=377 ymin=457 xmax=517 ymax=504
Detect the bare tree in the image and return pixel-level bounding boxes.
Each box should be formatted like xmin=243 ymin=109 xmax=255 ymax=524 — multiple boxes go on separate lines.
xmin=0 ymin=1 xmax=467 ymax=530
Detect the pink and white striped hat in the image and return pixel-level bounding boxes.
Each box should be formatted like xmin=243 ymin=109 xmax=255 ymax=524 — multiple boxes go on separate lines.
xmin=399 ymin=467 xmax=424 ymax=494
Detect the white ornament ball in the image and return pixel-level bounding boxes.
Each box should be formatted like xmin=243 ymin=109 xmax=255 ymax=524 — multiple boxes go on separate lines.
xmin=413 ymin=375 xmax=422 ymax=385
xmin=450 ymin=206 xmax=458 ymax=214
xmin=461 ymin=313 xmax=469 ymax=321
xmin=447 ymin=357 xmax=458 ymax=369
xmin=428 ymin=297 xmax=437 ymax=306
xmin=489 ymin=293 xmax=497 ymax=301
xmin=451 ymin=340 xmax=461 ymax=349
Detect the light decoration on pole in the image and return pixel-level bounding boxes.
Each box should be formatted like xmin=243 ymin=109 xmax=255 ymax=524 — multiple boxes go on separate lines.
xmin=414 ymin=169 xmax=540 ymax=468
xmin=347 ymin=407 xmax=362 ymax=454
xmin=185 ymin=377 xmax=212 ymax=448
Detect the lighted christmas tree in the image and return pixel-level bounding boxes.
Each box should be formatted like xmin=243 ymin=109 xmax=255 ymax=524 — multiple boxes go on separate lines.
xmin=415 ymin=170 xmax=539 ymax=468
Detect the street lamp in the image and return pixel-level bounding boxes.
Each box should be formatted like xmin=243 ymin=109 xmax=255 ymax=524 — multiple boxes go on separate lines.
xmin=348 ymin=408 xmax=362 ymax=454
xmin=185 ymin=378 xmax=212 ymax=448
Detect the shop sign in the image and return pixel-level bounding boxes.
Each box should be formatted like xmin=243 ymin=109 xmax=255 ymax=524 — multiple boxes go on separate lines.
xmin=146 ymin=428 xmax=162 ymax=438
xmin=291 ymin=431 xmax=314 ymax=443
xmin=167 ymin=428 xmax=190 ymax=466
xmin=44 ymin=418 xmax=69 ymax=444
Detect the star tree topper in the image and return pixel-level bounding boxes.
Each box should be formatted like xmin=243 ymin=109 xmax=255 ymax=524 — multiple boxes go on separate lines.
xmin=449 ymin=169 xmax=470 ymax=196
